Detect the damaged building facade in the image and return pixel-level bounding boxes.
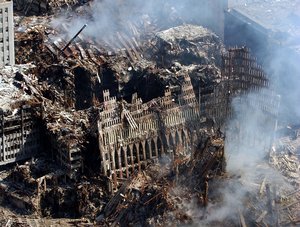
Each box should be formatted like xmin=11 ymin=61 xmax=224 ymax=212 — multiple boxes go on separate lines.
xmin=0 ymin=0 xmax=14 ymax=66
xmin=0 ymin=0 xmax=299 ymax=226
xmin=95 ymin=46 xmax=281 ymax=190
xmin=0 ymin=27 xmax=280 ymax=184
xmin=0 ymin=106 xmax=41 ymax=165
xmin=98 ymin=74 xmax=200 ymax=188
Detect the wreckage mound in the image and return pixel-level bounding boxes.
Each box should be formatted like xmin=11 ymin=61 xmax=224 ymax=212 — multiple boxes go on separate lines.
xmin=150 ymin=24 xmax=225 ymax=68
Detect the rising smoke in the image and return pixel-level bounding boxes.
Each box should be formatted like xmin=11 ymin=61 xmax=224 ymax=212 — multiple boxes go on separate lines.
xmin=267 ymin=45 xmax=300 ymax=123
xmin=51 ymin=0 xmax=219 ymax=45
xmin=212 ymin=0 xmax=300 ymax=224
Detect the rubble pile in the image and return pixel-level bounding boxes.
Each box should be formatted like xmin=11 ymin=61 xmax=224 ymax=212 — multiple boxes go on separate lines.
xmin=15 ymin=25 xmax=49 ymax=65
xmin=14 ymin=0 xmax=91 ymax=15
xmin=0 ymin=159 xmax=60 ymax=215
xmin=205 ymin=128 xmax=300 ymax=227
xmin=10 ymin=8 xmax=226 ymax=187
xmin=0 ymin=0 xmax=298 ymax=226
xmin=271 ymin=131 xmax=300 ymax=186
xmin=149 ymin=24 xmax=225 ymax=68
xmin=0 ymin=65 xmax=37 ymax=112
xmin=94 ymin=133 xmax=225 ymax=226
xmin=182 ymin=139 xmax=300 ymax=227
xmin=179 ymin=136 xmax=225 ymax=189
xmin=0 ymin=61 xmax=96 ymax=179
xmin=13 ymin=4 xmax=224 ymax=104
xmin=0 ymin=157 xmax=108 ymax=218
xmin=256 ymin=148 xmax=300 ymax=226
xmin=0 ymin=130 xmax=226 ymax=225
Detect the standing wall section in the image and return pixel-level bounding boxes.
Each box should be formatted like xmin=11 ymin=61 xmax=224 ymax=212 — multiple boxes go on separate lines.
xmin=0 ymin=106 xmax=41 ymax=165
xmin=0 ymin=0 xmax=14 ymax=66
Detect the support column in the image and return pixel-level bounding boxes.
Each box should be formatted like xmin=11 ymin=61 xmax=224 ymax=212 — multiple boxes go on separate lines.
xmin=101 ymin=150 xmax=108 ymax=176
xmin=147 ymin=139 xmax=152 ymax=159
xmin=154 ymin=137 xmax=158 ymax=157
xmin=135 ymin=143 xmax=141 ymax=172
xmin=117 ymin=148 xmax=122 ymax=179
xmin=177 ymin=130 xmax=183 ymax=146
xmin=165 ymin=134 xmax=170 ymax=150
xmin=21 ymin=107 xmax=24 ymax=155
xmin=183 ymin=129 xmax=189 ymax=146
xmin=141 ymin=140 xmax=146 ymax=161
xmin=188 ymin=130 xmax=193 ymax=147
xmin=171 ymin=131 xmax=176 ymax=146
xmin=129 ymin=144 xmax=134 ymax=167
xmin=159 ymin=136 xmax=165 ymax=155
xmin=110 ymin=147 xmax=117 ymax=187
xmin=1 ymin=112 xmax=5 ymax=161
xmin=123 ymin=147 xmax=129 ymax=178
xmin=177 ymin=130 xmax=184 ymax=154
xmin=171 ymin=132 xmax=176 ymax=158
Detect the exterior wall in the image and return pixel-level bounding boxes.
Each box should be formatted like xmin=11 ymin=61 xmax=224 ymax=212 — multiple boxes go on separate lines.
xmin=97 ymin=75 xmax=200 ymax=188
xmin=0 ymin=106 xmax=41 ymax=165
xmin=201 ymin=47 xmax=280 ymax=154
xmin=0 ymin=0 xmax=14 ymax=66
xmin=224 ymin=8 xmax=270 ymax=62
xmin=225 ymin=8 xmax=300 ymax=122
xmin=97 ymin=50 xmax=280 ymax=190
xmin=200 ymin=47 xmax=274 ymax=127
xmin=49 ymin=134 xmax=82 ymax=179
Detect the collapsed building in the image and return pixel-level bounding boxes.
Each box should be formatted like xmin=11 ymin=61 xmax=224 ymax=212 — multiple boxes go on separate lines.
xmin=97 ymin=74 xmax=200 ymax=189
xmin=0 ymin=0 xmax=299 ymax=226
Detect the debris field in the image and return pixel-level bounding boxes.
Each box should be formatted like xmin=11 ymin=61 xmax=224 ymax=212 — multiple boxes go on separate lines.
xmin=0 ymin=1 xmax=299 ymax=226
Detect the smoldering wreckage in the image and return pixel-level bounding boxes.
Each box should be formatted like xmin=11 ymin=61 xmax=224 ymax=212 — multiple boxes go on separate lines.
xmin=0 ymin=0 xmax=299 ymax=226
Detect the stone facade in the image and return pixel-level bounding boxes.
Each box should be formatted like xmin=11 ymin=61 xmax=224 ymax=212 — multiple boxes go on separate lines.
xmin=97 ymin=74 xmax=200 ymax=187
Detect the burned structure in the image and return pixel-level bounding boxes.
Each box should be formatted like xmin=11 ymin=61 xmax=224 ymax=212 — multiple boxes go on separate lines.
xmin=0 ymin=0 xmax=299 ymax=226
xmin=226 ymin=0 xmax=300 ymax=122
xmin=0 ymin=66 xmax=42 ymax=166
xmin=0 ymin=106 xmax=41 ymax=165
xmin=98 ymin=74 xmax=200 ymax=188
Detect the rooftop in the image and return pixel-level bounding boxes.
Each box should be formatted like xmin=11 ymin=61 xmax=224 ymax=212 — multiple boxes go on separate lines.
xmin=229 ymin=0 xmax=300 ymax=46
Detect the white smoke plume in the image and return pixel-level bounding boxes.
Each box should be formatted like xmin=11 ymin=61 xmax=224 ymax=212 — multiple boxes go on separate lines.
xmin=51 ymin=0 xmax=221 ymax=45
xmin=204 ymin=0 xmax=300 ymax=224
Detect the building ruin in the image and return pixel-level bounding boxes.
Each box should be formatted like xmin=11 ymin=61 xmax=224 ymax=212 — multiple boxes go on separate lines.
xmin=0 ymin=0 xmax=299 ymax=226
xmin=0 ymin=106 xmax=41 ymax=165
xmin=97 ymin=74 xmax=200 ymax=188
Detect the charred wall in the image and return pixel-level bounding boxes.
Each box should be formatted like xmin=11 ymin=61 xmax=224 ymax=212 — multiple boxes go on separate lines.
xmin=198 ymin=47 xmax=274 ymax=128
xmin=225 ymin=8 xmax=300 ymax=123
xmin=0 ymin=106 xmax=43 ymax=166
xmin=122 ymin=71 xmax=165 ymax=103
xmin=74 ymin=66 xmax=100 ymax=110
xmin=97 ymin=74 xmax=200 ymax=190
